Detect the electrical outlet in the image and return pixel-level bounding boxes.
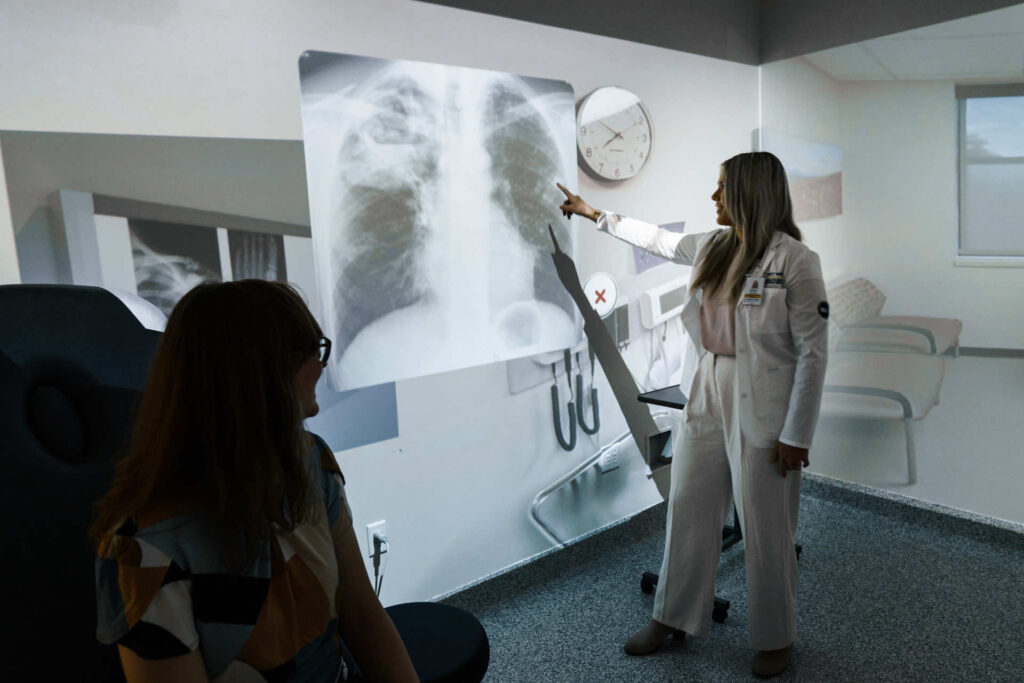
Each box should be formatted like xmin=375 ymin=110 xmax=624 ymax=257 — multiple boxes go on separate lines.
xmin=366 ymin=520 xmax=388 ymax=559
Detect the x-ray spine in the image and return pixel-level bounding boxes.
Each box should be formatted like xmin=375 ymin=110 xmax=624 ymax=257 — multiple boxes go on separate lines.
xmin=299 ymin=52 xmax=579 ymax=391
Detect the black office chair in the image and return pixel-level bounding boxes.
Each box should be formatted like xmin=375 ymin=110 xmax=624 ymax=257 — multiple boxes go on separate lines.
xmin=0 ymin=284 xmax=488 ymax=683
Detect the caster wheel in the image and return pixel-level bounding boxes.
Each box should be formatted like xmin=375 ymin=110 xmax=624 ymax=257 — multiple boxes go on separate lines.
xmin=640 ymin=572 xmax=658 ymax=595
xmin=712 ymin=608 xmax=728 ymax=624
xmin=796 ymin=544 xmax=802 ymax=560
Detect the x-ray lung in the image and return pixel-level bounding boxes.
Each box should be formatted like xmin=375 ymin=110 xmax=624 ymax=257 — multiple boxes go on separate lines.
xmin=129 ymin=219 xmax=222 ymax=316
xmin=299 ymin=51 xmax=579 ymax=391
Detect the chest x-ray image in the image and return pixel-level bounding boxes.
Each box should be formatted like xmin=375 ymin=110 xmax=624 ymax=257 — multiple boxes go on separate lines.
xmin=299 ymin=51 xmax=579 ymax=391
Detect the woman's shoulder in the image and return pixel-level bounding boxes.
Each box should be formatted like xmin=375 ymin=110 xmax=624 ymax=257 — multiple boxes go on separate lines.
xmin=772 ymin=232 xmax=823 ymax=278
xmin=308 ymin=431 xmax=345 ymax=486
xmin=771 ymin=231 xmax=815 ymax=257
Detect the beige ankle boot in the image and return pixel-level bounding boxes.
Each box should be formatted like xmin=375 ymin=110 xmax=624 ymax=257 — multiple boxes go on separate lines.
xmin=623 ymin=620 xmax=684 ymax=655
xmin=751 ymin=644 xmax=792 ymax=677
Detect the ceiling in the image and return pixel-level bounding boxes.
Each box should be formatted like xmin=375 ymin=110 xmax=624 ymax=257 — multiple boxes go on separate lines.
xmin=803 ymin=3 xmax=1024 ymax=81
xmin=416 ymin=0 xmax=1024 ymax=66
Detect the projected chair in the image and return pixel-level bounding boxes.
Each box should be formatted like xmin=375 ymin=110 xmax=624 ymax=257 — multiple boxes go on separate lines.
xmin=828 ymin=277 xmax=962 ymax=356
xmin=0 ymin=284 xmax=488 ymax=683
xmin=821 ymin=319 xmax=946 ymax=485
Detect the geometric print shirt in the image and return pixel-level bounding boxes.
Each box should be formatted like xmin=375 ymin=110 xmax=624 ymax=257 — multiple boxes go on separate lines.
xmin=95 ymin=433 xmax=351 ymax=682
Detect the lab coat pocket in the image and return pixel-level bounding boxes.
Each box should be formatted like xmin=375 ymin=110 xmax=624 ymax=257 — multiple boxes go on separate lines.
xmin=753 ymin=362 xmax=796 ymax=426
xmin=749 ymin=288 xmax=789 ymax=333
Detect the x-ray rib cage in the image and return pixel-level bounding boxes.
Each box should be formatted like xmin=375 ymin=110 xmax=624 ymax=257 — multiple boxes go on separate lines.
xmin=299 ymin=52 xmax=580 ymax=391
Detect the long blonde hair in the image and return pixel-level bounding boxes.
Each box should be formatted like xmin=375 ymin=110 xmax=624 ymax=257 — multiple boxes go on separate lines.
xmin=691 ymin=152 xmax=802 ymax=303
xmin=90 ymin=280 xmax=323 ymax=570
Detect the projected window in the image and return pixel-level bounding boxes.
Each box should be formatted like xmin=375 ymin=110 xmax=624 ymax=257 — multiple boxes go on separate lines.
xmin=957 ymin=85 xmax=1024 ymax=260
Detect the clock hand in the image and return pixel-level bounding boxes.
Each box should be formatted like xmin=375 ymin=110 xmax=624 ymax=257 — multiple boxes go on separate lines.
xmin=597 ymin=120 xmax=627 ymax=143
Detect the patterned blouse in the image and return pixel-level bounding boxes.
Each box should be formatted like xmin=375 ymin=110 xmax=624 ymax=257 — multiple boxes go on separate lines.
xmin=95 ymin=434 xmax=352 ymax=682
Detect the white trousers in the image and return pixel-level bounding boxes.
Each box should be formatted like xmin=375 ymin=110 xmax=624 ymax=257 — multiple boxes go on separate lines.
xmin=652 ymin=353 xmax=801 ymax=650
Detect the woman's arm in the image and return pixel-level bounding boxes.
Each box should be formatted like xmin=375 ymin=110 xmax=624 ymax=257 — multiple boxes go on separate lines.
xmin=778 ymin=249 xmax=829 ymax=451
xmin=333 ymin=520 xmax=419 ymax=682
xmin=556 ymin=182 xmax=707 ymax=266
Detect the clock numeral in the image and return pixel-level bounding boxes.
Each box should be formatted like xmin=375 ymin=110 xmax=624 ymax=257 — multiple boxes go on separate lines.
xmin=615 ymin=168 xmax=621 ymax=178
xmin=599 ymin=163 xmax=604 ymax=171
xmin=639 ymin=152 xmax=645 ymax=159
xmin=586 ymin=148 xmax=592 ymax=158
xmin=581 ymin=126 xmax=587 ymax=136
xmin=642 ymin=134 xmax=647 ymax=142
xmin=630 ymin=164 xmax=635 ymax=172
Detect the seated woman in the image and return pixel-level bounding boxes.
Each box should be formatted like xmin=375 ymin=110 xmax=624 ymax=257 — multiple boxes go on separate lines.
xmin=91 ymin=280 xmax=418 ymax=683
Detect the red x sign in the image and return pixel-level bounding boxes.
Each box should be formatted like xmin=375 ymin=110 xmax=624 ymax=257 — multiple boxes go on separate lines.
xmin=583 ymin=272 xmax=617 ymax=319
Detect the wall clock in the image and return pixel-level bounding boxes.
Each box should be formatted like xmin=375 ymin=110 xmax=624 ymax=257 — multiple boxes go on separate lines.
xmin=576 ymin=86 xmax=653 ymax=182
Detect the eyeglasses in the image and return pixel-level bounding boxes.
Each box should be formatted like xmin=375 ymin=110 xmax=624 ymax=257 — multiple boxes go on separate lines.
xmin=318 ymin=336 xmax=332 ymax=366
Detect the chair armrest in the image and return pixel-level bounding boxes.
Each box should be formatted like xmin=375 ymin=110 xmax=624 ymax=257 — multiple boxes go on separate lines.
xmin=841 ymin=322 xmax=937 ymax=354
xmin=822 ymin=384 xmax=913 ymax=419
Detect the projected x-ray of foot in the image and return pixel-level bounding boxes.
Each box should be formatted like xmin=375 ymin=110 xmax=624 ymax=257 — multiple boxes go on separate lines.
xmin=299 ymin=51 xmax=579 ymax=391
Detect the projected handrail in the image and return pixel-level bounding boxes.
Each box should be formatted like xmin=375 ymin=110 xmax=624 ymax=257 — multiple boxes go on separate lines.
xmin=822 ymin=384 xmax=913 ymax=419
xmin=840 ymin=322 xmax=937 ymax=354
xmin=529 ymin=410 xmax=674 ymax=548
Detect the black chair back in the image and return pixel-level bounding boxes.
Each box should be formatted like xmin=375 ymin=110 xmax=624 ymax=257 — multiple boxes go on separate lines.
xmin=0 ymin=285 xmax=161 ymax=682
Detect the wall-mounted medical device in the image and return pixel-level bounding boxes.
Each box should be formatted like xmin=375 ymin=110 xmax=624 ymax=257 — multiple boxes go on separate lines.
xmin=602 ymin=303 xmax=629 ymax=345
xmin=639 ymin=277 xmax=688 ymax=330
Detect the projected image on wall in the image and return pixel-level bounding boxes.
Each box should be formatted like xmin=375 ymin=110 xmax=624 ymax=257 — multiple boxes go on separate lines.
xmin=298 ymin=51 xmax=579 ymax=391
xmin=129 ymin=219 xmax=223 ymax=316
xmin=126 ymin=220 xmax=291 ymax=316
xmin=229 ymin=230 xmax=287 ymax=281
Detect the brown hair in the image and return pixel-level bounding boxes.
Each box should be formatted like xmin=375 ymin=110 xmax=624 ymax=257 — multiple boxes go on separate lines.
xmin=692 ymin=152 xmax=802 ymax=304
xmin=91 ymin=280 xmax=322 ymax=570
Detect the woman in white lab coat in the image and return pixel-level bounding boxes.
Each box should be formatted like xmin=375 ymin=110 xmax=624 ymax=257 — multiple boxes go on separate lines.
xmin=558 ymin=151 xmax=828 ymax=678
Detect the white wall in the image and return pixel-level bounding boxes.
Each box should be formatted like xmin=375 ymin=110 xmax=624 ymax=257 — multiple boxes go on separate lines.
xmin=0 ymin=0 xmax=758 ymax=603
xmin=759 ymin=57 xmax=847 ymax=274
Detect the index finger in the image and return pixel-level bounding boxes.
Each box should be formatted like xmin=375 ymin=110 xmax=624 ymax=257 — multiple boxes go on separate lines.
xmin=556 ymin=182 xmax=574 ymax=199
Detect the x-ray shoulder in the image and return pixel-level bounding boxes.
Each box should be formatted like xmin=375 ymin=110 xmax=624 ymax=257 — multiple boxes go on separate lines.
xmin=299 ymin=52 xmax=579 ymax=391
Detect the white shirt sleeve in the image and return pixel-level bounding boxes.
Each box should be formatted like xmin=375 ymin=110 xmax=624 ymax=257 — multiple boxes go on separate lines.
xmin=596 ymin=212 xmax=710 ymax=266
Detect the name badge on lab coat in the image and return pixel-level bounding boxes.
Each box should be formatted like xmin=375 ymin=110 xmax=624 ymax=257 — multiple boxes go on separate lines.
xmin=741 ymin=276 xmax=765 ymax=306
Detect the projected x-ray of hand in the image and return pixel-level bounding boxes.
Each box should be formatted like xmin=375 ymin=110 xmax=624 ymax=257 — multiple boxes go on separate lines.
xmin=299 ymin=51 xmax=580 ymax=391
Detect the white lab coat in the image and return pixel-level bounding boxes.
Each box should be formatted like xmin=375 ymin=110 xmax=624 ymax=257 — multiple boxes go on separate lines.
xmin=598 ymin=214 xmax=829 ymax=448
xmin=598 ymin=213 xmax=829 ymax=649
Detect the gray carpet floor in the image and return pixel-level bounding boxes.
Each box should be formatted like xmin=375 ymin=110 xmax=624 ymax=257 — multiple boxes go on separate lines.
xmin=441 ymin=474 xmax=1024 ymax=682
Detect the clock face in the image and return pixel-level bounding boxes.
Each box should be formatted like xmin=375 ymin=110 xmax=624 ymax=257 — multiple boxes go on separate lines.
xmin=576 ymin=87 xmax=653 ymax=182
